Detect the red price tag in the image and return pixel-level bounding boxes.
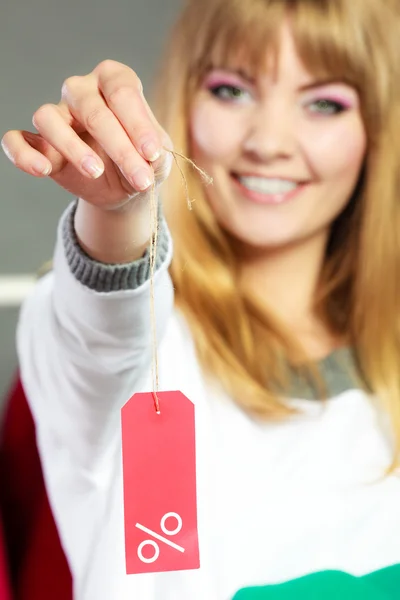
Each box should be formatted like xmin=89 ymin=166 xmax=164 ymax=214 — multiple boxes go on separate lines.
xmin=121 ymin=390 xmax=200 ymax=574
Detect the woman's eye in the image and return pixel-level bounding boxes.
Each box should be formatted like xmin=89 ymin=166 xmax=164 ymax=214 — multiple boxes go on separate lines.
xmin=209 ymin=84 xmax=251 ymax=103
xmin=307 ymin=99 xmax=346 ymax=115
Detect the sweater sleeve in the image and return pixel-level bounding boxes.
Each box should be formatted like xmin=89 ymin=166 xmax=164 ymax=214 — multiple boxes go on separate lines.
xmin=16 ymin=201 xmax=174 ymax=473
xmin=62 ymin=200 xmax=170 ymax=292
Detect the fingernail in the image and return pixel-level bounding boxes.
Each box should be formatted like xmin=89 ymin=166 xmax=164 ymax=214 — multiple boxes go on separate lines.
xmin=33 ymin=161 xmax=52 ymax=176
xmin=131 ymin=167 xmax=154 ymax=191
xmin=141 ymin=141 xmax=161 ymax=162
xmin=81 ymin=157 xmax=104 ymax=179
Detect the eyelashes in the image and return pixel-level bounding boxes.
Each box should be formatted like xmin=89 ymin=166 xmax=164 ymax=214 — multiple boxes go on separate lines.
xmin=208 ymin=84 xmax=252 ymax=103
xmin=307 ymin=98 xmax=348 ymax=115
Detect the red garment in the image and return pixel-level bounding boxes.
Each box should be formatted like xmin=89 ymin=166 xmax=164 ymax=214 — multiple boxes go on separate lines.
xmin=0 ymin=517 xmax=11 ymax=600
xmin=0 ymin=376 xmax=72 ymax=600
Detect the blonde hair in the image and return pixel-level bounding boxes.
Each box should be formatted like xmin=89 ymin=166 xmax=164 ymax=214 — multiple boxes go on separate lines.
xmin=154 ymin=0 xmax=400 ymax=465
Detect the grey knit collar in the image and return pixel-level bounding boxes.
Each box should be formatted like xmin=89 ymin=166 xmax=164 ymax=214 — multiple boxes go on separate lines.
xmin=286 ymin=347 xmax=365 ymax=400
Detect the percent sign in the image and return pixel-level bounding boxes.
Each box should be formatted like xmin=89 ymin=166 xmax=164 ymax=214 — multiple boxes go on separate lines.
xmin=136 ymin=512 xmax=185 ymax=564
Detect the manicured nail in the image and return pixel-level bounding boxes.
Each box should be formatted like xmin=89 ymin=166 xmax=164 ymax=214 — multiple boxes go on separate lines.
xmin=32 ymin=161 xmax=52 ymax=176
xmin=141 ymin=141 xmax=161 ymax=162
xmin=81 ymin=157 xmax=104 ymax=179
xmin=131 ymin=167 xmax=154 ymax=191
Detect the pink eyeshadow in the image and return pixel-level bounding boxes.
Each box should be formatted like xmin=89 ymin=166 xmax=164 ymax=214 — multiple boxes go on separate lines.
xmin=202 ymin=72 xmax=246 ymax=90
xmin=319 ymin=95 xmax=354 ymax=109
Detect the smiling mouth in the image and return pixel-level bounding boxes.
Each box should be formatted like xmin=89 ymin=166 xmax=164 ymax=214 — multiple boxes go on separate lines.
xmin=230 ymin=173 xmax=307 ymax=205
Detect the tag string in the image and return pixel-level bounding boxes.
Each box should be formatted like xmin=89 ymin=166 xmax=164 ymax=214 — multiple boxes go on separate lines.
xmin=149 ymin=148 xmax=212 ymax=414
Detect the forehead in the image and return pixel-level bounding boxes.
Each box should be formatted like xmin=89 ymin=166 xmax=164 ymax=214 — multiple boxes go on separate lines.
xmin=234 ymin=23 xmax=315 ymax=85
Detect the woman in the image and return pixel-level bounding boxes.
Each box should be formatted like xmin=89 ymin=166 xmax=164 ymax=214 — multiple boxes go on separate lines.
xmin=2 ymin=0 xmax=400 ymax=598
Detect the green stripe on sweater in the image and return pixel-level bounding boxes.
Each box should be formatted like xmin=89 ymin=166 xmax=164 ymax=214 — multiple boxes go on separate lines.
xmin=232 ymin=565 xmax=400 ymax=599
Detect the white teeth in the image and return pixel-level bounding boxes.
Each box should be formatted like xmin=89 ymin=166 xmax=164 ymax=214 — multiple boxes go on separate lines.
xmin=237 ymin=176 xmax=298 ymax=195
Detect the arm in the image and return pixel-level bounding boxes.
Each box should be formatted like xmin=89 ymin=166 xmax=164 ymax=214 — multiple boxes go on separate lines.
xmin=17 ymin=200 xmax=173 ymax=471
xmin=3 ymin=59 xmax=176 ymax=577
xmin=2 ymin=59 xmax=174 ymax=467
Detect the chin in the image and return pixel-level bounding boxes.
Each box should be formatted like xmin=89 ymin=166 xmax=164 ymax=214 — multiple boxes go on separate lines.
xmin=222 ymin=221 xmax=300 ymax=253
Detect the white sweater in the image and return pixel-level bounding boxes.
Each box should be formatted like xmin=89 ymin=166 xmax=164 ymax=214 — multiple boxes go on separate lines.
xmin=17 ymin=206 xmax=400 ymax=600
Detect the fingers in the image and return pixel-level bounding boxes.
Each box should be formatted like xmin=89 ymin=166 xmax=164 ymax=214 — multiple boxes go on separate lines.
xmin=1 ymin=130 xmax=53 ymax=177
xmin=95 ymin=60 xmax=173 ymax=187
xmin=62 ymin=65 xmax=157 ymax=191
xmin=32 ymin=103 xmax=106 ymax=180
xmin=96 ymin=62 xmax=163 ymax=163
xmin=2 ymin=60 xmax=173 ymax=195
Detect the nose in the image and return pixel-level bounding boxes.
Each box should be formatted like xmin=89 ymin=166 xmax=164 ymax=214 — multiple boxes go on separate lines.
xmin=242 ymin=101 xmax=296 ymax=163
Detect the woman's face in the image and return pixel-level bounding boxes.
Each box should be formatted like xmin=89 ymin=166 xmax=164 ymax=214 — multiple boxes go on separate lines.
xmin=190 ymin=23 xmax=367 ymax=251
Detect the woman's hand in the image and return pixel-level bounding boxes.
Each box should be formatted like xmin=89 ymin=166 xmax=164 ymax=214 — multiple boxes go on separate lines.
xmin=1 ymin=59 xmax=172 ymax=210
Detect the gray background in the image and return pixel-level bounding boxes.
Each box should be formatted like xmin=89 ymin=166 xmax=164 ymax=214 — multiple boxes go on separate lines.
xmin=0 ymin=0 xmax=183 ymax=411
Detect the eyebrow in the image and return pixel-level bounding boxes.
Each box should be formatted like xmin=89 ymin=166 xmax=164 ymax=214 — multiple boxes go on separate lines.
xmin=208 ymin=66 xmax=255 ymax=82
xmin=298 ymin=78 xmax=351 ymax=91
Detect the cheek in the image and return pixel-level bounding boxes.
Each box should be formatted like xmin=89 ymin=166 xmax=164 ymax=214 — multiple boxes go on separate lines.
xmin=303 ymin=117 xmax=367 ymax=184
xmin=190 ymin=100 xmax=244 ymax=164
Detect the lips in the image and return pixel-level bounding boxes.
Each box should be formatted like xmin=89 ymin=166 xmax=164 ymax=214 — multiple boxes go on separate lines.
xmin=230 ymin=172 xmax=307 ymax=205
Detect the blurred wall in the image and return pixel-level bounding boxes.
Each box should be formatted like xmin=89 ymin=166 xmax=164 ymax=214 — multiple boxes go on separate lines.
xmin=0 ymin=0 xmax=183 ymax=410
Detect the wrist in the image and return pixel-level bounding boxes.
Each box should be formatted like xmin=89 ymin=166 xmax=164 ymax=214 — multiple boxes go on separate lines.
xmin=74 ymin=195 xmax=153 ymax=264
